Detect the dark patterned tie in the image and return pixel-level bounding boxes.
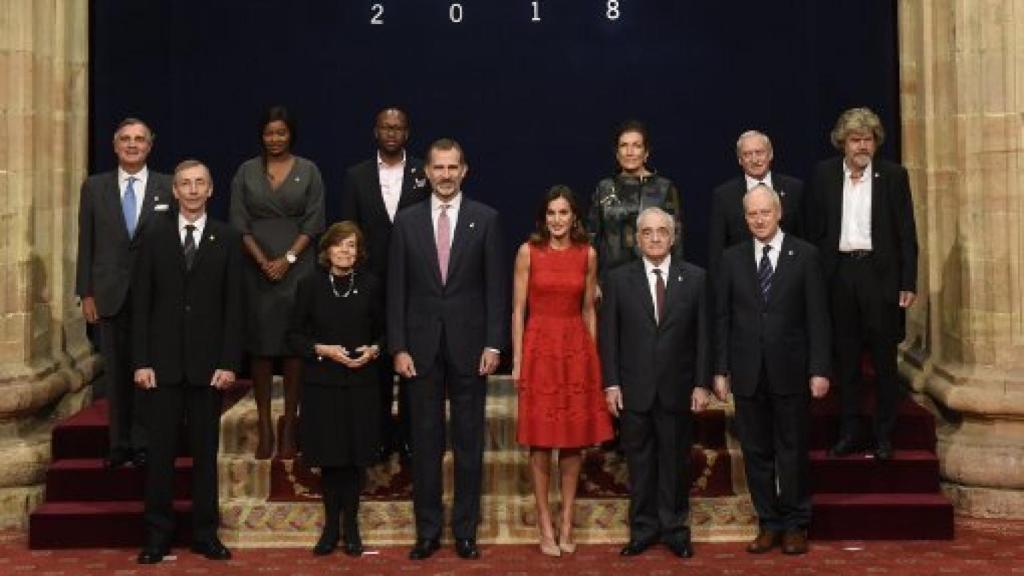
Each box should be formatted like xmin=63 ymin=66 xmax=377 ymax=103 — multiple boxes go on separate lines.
xmin=183 ymin=224 xmax=197 ymax=270
xmin=653 ymin=268 xmax=666 ymax=323
xmin=757 ymin=244 xmax=773 ymax=304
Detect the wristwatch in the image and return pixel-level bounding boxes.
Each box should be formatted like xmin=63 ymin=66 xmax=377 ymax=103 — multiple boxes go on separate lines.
xmin=285 ymin=251 xmax=297 ymax=264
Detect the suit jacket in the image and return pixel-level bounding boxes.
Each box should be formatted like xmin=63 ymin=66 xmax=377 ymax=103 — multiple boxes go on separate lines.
xmin=599 ymin=259 xmax=711 ymax=413
xmin=806 ymin=156 xmax=918 ymax=301
xmin=131 ymin=215 xmax=243 ymax=387
xmin=340 ymin=156 xmax=430 ymax=280
xmin=708 ymin=172 xmax=804 ymax=281
xmin=75 ymin=169 xmax=175 ymax=317
xmin=715 ymin=235 xmax=830 ymax=396
xmin=387 ymin=196 xmax=508 ymax=376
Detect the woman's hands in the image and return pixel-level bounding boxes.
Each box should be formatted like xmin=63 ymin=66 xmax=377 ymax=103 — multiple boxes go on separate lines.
xmin=314 ymin=343 xmax=380 ymax=369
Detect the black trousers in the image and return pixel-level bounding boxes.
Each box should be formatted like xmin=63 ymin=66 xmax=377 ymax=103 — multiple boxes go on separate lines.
xmin=320 ymin=466 xmax=363 ymax=539
xmin=734 ymin=376 xmax=811 ymax=531
xmin=143 ymin=383 xmax=221 ymax=545
xmin=377 ymin=354 xmax=411 ymax=450
xmin=98 ymin=307 xmax=147 ymax=454
xmin=407 ymin=342 xmax=486 ymax=541
xmin=832 ymin=255 xmax=905 ymax=441
xmin=620 ymin=404 xmax=692 ymax=545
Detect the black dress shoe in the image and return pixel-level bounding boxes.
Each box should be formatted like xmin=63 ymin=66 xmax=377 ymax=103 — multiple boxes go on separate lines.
xmin=132 ymin=449 xmax=148 ymax=468
xmin=620 ymin=538 xmax=656 ymax=556
xmin=137 ymin=545 xmax=168 ymax=564
xmin=105 ymin=449 xmax=132 ymax=469
xmin=313 ymin=530 xmax=339 ymax=556
xmin=343 ymin=539 xmax=364 ymax=557
xmin=828 ymin=435 xmax=862 ymax=458
xmin=665 ymin=540 xmax=693 ymax=558
xmin=408 ymin=538 xmax=440 ymax=560
xmin=454 ymin=538 xmax=480 ymax=559
xmin=874 ymin=440 xmax=893 ymax=461
xmin=190 ymin=537 xmax=231 ymax=560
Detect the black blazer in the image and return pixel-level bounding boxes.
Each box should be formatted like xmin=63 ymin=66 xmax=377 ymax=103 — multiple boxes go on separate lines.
xmin=708 ymin=172 xmax=804 ymax=281
xmin=75 ymin=169 xmax=174 ymax=316
xmin=387 ymin=197 xmax=509 ymax=376
xmin=340 ymin=156 xmax=430 ymax=280
xmin=715 ymin=235 xmax=830 ymax=397
xmin=131 ymin=215 xmax=243 ymax=386
xmin=806 ymin=156 xmax=918 ymax=301
xmin=599 ymin=259 xmax=710 ymax=413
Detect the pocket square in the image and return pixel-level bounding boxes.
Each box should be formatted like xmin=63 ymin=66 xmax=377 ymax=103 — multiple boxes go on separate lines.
xmin=154 ymin=204 xmax=170 ymax=211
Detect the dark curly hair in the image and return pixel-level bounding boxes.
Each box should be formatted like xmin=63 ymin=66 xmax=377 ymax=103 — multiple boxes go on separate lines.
xmin=528 ymin=185 xmax=589 ymax=246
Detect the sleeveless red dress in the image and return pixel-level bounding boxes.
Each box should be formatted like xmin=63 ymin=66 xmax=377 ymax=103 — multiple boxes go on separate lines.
xmin=516 ymin=243 xmax=614 ymax=448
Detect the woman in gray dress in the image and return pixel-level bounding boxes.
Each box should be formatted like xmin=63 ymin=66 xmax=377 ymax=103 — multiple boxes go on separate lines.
xmin=230 ymin=106 xmax=325 ymax=460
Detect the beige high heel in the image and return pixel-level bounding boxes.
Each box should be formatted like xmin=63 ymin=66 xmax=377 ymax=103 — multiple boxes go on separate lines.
xmin=558 ymin=538 xmax=577 ymax=554
xmin=539 ymin=533 xmax=561 ymax=557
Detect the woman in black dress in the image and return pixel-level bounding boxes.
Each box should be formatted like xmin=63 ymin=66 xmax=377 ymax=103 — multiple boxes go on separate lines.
xmin=287 ymin=221 xmax=382 ymax=556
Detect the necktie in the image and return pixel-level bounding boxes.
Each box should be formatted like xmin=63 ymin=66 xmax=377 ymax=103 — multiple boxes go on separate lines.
xmin=653 ymin=268 xmax=666 ymax=324
xmin=183 ymin=224 xmax=197 ymax=270
xmin=436 ymin=204 xmax=451 ymax=284
xmin=123 ymin=176 xmax=138 ymax=237
xmin=757 ymin=244 xmax=773 ymax=303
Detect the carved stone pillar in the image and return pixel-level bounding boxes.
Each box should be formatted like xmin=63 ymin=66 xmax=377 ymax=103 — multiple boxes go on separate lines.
xmin=899 ymin=0 xmax=1024 ymax=517
xmin=0 ymin=0 xmax=98 ymax=527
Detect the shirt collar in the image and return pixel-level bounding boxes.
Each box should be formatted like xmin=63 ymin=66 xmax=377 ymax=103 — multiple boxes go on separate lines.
xmin=754 ymin=230 xmax=785 ymax=255
xmin=843 ymin=160 xmax=872 ymax=181
xmin=744 ymin=171 xmax=773 ymax=190
xmin=178 ymin=212 xmax=207 ymax=232
xmin=377 ymin=150 xmax=407 ymax=169
xmin=431 ymin=192 xmax=462 ymax=212
xmin=643 ymin=255 xmax=672 ymax=276
xmin=118 ymin=165 xmax=149 ymax=185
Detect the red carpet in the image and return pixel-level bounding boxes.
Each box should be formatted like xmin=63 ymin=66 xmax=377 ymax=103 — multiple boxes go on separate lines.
xmin=3 ymin=517 xmax=1020 ymax=576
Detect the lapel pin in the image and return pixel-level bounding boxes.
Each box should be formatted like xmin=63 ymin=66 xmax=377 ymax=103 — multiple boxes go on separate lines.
xmin=874 ymin=172 xmax=880 ymax=178
xmin=294 ymin=176 xmax=301 ymax=182
xmin=788 ymin=249 xmax=794 ymax=256
xmin=779 ymin=190 xmax=786 ymax=197
xmin=677 ymin=275 xmax=683 ymax=282
xmin=209 ymin=235 xmax=216 ymax=242
xmin=469 ymin=222 xmax=476 ymax=228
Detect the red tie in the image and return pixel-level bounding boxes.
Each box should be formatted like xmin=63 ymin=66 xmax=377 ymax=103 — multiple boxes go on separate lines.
xmin=653 ymin=268 xmax=666 ymax=323
xmin=436 ymin=204 xmax=451 ymax=284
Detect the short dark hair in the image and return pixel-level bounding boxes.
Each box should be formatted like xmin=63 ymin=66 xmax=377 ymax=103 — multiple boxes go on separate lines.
xmin=426 ymin=138 xmax=466 ymax=165
xmin=614 ymin=119 xmax=650 ymax=153
xmin=318 ymin=221 xmax=367 ymax=268
xmin=529 ymin=185 xmax=589 ymax=245
xmin=260 ymin=105 xmax=296 ymax=151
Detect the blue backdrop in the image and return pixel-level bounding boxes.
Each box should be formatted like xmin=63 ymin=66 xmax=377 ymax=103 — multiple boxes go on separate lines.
xmin=90 ymin=0 xmax=900 ymax=267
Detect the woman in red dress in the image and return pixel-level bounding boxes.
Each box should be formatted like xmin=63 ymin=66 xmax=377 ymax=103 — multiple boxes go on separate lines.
xmin=513 ymin=186 xmax=614 ymax=556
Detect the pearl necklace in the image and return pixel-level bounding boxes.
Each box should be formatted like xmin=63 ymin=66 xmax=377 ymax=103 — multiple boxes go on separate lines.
xmin=329 ymin=271 xmax=357 ymax=298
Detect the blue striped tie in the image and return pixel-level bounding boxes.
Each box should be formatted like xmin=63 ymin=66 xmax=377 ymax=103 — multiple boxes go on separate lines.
xmin=757 ymin=244 xmax=773 ymax=303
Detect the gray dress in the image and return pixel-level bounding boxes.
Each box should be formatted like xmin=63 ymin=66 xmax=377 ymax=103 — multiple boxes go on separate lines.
xmin=230 ymin=155 xmax=325 ymax=356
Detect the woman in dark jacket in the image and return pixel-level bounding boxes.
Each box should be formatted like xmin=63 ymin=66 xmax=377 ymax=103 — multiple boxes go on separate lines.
xmin=288 ymin=221 xmax=383 ymax=556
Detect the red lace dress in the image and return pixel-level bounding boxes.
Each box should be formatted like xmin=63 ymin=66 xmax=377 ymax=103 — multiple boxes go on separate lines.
xmin=516 ymin=243 xmax=614 ymax=448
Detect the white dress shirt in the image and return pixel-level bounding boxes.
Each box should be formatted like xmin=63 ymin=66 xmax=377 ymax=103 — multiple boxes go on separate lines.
xmin=642 ymin=254 xmax=672 ymax=323
xmin=745 ymin=172 xmax=774 ymax=191
xmin=430 ymin=192 xmax=462 ymax=246
xmin=753 ymin=230 xmax=784 ymax=271
xmin=179 ymin=213 xmax=207 ymax=249
xmin=839 ymin=161 xmax=873 ymax=251
xmin=118 ymin=165 xmax=148 ymax=224
xmin=377 ymin=151 xmax=406 ymax=222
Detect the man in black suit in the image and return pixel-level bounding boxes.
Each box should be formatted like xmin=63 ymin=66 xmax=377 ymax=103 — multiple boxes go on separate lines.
xmin=600 ymin=207 xmax=711 ymax=559
xmin=709 ymin=130 xmax=804 ymax=282
xmin=714 ymin=184 xmax=830 ymax=555
xmin=388 ymin=138 xmax=508 ymax=560
xmin=75 ymin=117 xmax=174 ymax=468
xmin=805 ymin=107 xmax=918 ymax=461
xmin=341 ymin=107 xmax=430 ymax=461
xmin=131 ymin=160 xmax=242 ymax=564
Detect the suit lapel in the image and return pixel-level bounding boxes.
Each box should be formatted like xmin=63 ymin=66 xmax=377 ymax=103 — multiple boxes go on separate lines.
xmin=447 ymin=199 xmax=473 ymax=281
xmin=188 ymin=219 xmax=218 ymax=274
xmin=870 ymin=164 xmax=884 ymax=241
xmin=398 ymin=162 xmax=425 ymax=210
xmin=629 ymin=261 xmax=657 ymax=326
xmin=742 ymin=240 xmax=762 ymax=304
xmin=767 ymin=236 xmax=794 ymax=306
xmin=134 ymin=175 xmax=166 ymax=240
xmin=414 ymin=202 xmax=443 ymax=287
xmin=660 ymin=260 xmax=686 ymax=324
xmin=104 ymin=172 xmax=132 ymax=242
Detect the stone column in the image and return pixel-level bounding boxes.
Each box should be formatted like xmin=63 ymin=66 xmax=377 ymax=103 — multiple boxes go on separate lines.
xmin=0 ymin=0 xmax=98 ymax=528
xmin=899 ymin=0 xmax=1024 ymax=517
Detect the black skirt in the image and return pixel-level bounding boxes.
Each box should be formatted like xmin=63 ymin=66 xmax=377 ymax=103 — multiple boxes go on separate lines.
xmin=300 ymin=382 xmax=380 ymax=467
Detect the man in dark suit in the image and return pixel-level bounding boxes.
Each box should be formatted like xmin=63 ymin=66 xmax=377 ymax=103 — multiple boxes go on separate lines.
xmin=388 ymin=138 xmax=508 ymax=560
xmin=714 ymin=184 xmax=830 ymax=555
xmin=341 ymin=107 xmax=430 ymax=461
xmin=805 ymin=107 xmax=918 ymax=461
xmin=75 ymin=117 xmax=174 ymax=468
xmin=709 ymin=130 xmax=804 ymax=282
xmin=131 ymin=160 xmax=242 ymax=564
xmin=600 ymin=207 xmax=711 ymax=559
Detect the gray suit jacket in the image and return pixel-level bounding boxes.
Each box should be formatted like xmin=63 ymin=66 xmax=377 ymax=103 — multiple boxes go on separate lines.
xmin=75 ymin=169 xmax=174 ymax=317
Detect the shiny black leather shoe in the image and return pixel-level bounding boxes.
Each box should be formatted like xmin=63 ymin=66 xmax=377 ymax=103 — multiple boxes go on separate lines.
xmin=666 ymin=540 xmax=693 ymax=558
xmin=105 ymin=449 xmax=133 ymax=469
xmin=132 ymin=448 xmax=148 ymax=468
xmin=828 ymin=435 xmax=862 ymax=458
xmin=619 ymin=538 xmax=657 ymax=556
xmin=343 ymin=539 xmax=364 ymax=557
xmin=874 ymin=440 xmax=894 ymax=461
xmin=454 ymin=538 xmax=480 ymax=559
xmin=313 ymin=530 xmax=339 ymax=556
xmin=190 ymin=537 xmax=231 ymax=560
xmin=408 ymin=538 xmax=440 ymax=560
xmin=137 ymin=545 xmax=169 ymax=564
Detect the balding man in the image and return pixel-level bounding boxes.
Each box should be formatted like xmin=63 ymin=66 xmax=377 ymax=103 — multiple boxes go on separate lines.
xmin=714 ymin=185 xmax=830 ymax=556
